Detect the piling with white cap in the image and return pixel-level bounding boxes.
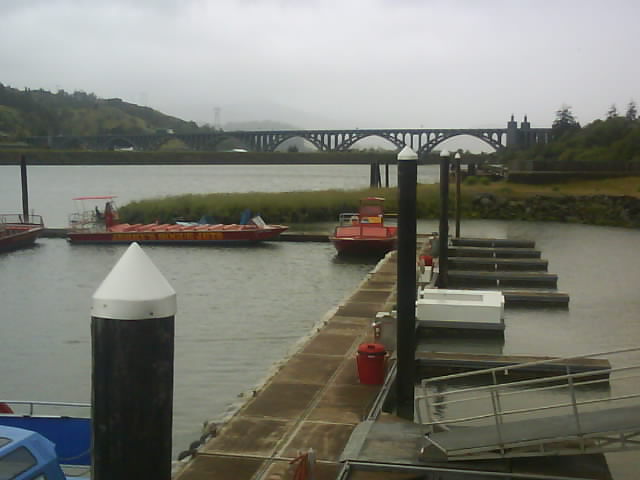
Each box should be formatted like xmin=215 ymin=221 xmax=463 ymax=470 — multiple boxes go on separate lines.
xmin=91 ymin=242 xmax=176 ymax=480
xmin=438 ymin=150 xmax=450 ymax=288
xmin=396 ymin=145 xmax=417 ymax=420
xmin=454 ymin=151 xmax=462 ymax=238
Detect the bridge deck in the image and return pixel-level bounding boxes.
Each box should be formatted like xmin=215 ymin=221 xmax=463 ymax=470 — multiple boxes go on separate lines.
xmin=421 ymin=405 xmax=640 ymax=460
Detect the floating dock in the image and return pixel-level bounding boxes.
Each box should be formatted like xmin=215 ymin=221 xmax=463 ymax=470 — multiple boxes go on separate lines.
xmin=446 ymin=237 xmax=569 ymax=307
xmin=448 ymin=245 xmax=542 ymax=258
xmin=448 ymin=257 xmax=549 ymax=271
xmin=173 ymin=253 xmax=398 ymax=480
xmin=416 ymin=351 xmax=611 ymax=380
xmin=173 ymin=236 xmax=610 ymax=480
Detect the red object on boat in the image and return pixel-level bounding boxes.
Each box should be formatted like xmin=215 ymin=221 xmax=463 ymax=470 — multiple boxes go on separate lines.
xmin=356 ymin=343 xmax=387 ymax=385
xmin=0 ymin=214 xmax=44 ymax=253
xmin=329 ymin=197 xmax=397 ymax=255
xmin=0 ymin=402 xmax=13 ymax=414
xmin=67 ymin=197 xmax=288 ymax=245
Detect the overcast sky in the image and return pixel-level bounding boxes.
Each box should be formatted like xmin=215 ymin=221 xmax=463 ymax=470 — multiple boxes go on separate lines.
xmin=2 ymin=0 xmax=638 ymax=134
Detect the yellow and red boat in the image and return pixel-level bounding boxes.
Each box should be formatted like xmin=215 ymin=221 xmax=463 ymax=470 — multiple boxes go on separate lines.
xmin=329 ymin=197 xmax=397 ymax=255
xmin=67 ymin=196 xmax=288 ymax=245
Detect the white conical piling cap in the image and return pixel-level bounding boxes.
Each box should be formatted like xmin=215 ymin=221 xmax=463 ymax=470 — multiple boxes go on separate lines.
xmin=92 ymin=242 xmax=176 ymax=320
xmin=397 ymin=146 xmax=417 ymax=161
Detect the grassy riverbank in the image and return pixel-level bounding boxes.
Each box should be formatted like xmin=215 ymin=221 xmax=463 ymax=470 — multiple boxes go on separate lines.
xmin=118 ymin=176 xmax=640 ymax=228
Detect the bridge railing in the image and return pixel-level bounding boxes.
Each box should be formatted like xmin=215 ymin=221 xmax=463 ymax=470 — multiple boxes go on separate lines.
xmin=415 ymin=346 xmax=640 ymax=456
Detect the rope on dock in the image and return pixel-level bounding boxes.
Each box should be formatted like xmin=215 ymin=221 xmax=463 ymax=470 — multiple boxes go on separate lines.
xmin=176 ymin=421 xmax=218 ymax=461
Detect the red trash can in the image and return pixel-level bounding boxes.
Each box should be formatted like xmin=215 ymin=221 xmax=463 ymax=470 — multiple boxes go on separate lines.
xmin=356 ymin=343 xmax=387 ymax=385
xmin=420 ymin=254 xmax=433 ymax=266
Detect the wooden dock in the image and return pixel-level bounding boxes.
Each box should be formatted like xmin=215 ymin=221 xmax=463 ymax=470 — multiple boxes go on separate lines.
xmin=446 ymin=237 xmax=569 ymax=307
xmin=448 ymin=257 xmax=548 ymax=271
xmin=447 ymin=270 xmax=558 ymax=288
xmin=171 ymin=236 xmax=608 ymax=480
xmin=416 ymin=351 xmax=611 ymax=380
xmin=452 ymin=237 xmax=536 ymax=249
xmin=173 ymin=253 xmax=399 ymax=480
xmin=448 ymin=245 xmax=541 ymax=258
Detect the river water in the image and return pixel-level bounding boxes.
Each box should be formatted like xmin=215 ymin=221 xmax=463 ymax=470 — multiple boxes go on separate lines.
xmin=0 ymin=163 xmax=439 ymax=228
xmin=1 ymin=164 xmax=639 ymax=477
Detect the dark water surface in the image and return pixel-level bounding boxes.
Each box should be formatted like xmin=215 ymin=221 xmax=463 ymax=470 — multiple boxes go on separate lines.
xmin=1 ymin=164 xmax=639 ymax=476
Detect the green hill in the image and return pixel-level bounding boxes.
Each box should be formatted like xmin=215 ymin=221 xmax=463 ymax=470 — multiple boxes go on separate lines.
xmin=0 ymin=83 xmax=214 ymax=140
xmin=500 ymin=106 xmax=640 ymax=171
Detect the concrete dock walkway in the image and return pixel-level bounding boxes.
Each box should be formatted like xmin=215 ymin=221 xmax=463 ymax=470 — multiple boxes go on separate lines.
xmin=173 ymin=249 xmax=403 ymax=480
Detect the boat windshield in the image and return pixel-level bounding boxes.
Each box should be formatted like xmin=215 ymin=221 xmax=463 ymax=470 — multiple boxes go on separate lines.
xmin=0 ymin=445 xmax=37 ymax=478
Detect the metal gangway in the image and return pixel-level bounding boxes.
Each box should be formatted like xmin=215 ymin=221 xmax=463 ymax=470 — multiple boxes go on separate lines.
xmin=415 ymin=347 xmax=640 ymax=461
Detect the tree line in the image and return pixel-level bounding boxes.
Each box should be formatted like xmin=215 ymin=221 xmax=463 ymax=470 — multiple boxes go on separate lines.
xmin=0 ymin=84 xmax=216 ymax=140
xmin=500 ymin=101 xmax=640 ymax=168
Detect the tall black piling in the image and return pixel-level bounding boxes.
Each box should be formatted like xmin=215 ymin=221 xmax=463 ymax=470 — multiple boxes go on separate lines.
xmin=438 ymin=150 xmax=450 ymax=288
xmin=454 ymin=152 xmax=461 ymax=238
xmin=91 ymin=243 xmax=176 ymax=480
xmin=20 ymin=155 xmax=29 ymax=222
xmin=396 ymin=146 xmax=417 ymax=420
xmin=370 ymin=162 xmax=381 ymax=188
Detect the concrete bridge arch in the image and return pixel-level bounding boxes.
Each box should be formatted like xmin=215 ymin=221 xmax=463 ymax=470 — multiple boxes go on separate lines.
xmin=26 ymin=117 xmax=550 ymax=153
xmin=419 ymin=130 xmax=506 ymax=155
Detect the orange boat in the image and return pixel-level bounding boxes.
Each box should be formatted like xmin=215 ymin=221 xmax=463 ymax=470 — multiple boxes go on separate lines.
xmin=0 ymin=214 xmax=44 ymax=252
xmin=329 ymin=197 xmax=397 ymax=255
xmin=67 ymin=196 xmax=288 ymax=245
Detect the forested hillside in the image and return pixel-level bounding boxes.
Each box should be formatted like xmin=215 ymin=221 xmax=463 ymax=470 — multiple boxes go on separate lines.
xmin=501 ymin=104 xmax=640 ymax=169
xmin=0 ymin=84 xmax=213 ymax=140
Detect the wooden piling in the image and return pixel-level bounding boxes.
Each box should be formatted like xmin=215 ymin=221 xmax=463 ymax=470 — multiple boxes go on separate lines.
xmin=454 ymin=152 xmax=461 ymax=238
xmin=20 ymin=155 xmax=29 ymax=222
xmin=437 ymin=151 xmax=450 ymax=288
xmin=91 ymin=243 xmax=176 ymax=480
xmin=396 ymin=146 xmax=417 ymax=421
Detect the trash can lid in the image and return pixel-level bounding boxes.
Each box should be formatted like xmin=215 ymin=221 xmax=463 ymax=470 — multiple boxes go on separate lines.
xmin=357 ymin=342 xmax=386 ymax=355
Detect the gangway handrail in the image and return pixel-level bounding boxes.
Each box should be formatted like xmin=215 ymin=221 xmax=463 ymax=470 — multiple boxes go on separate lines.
xmin=420 ymin=345 xmax=639 ymax=385
xmin=419 ymin=364 xmax=640 ymax=408
xmin=415 ymin=346 xmax=640 ymax=459
xmin=418 ymin=391 xmax=640 ymax=428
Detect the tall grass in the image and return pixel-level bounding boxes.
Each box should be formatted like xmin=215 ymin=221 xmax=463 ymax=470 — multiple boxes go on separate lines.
xmin=118 ymin=177 xmax=640 ymax=225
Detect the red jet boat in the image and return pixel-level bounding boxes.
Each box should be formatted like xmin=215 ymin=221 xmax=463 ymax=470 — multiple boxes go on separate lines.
xmin=0 ymin=214 xmax=44 ymax=253
xmin=67 ymin=196 xmax=288 ymax=245
xmin=329 ymin=197 xmax=397 ymax=255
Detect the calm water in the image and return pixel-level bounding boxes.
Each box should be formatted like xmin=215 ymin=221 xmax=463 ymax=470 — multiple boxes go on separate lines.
xmin=0 ymin=163 xmax=440 ymax=228
xmin=1 ymin=165 xmax=639 ymax=476
xmin=1 ymin=239 xmax=377 ymax=456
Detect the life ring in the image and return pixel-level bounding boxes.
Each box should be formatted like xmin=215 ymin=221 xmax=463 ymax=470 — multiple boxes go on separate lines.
xmin=0 ymin=402 xmax=13 ymax=414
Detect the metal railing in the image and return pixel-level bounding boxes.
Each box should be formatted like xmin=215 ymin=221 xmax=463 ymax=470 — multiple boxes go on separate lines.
xmin=415 ymin=346 xmax=640 ymax=459
xmin=0 ymin=213 xmax=44 ymax=226
xmin=0 ymin=399 xmax=90 ymax=417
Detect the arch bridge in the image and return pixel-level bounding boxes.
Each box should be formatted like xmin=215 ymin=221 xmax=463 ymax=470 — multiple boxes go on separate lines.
xmin=26 ymin=117 xmax=551 ymax=153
